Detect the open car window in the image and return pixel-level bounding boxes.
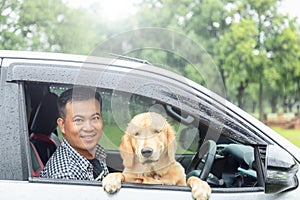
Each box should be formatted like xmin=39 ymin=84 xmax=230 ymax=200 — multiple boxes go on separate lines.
xmin=24 ymin=81 xmax=266 ymax=192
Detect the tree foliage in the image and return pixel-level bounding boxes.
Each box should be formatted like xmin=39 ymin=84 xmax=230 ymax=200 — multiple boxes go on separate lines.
xmin=0 ymin=0 xmax=107 ymax=54
xmin=133 ymin=0 xmax=300 ymax=116
xmin=1 ymin=0 xmax=299 ymax=116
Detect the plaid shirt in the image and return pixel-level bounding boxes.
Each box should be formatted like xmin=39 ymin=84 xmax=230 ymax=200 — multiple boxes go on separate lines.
xmin=40 ymin=137 xmax=109 ymax=181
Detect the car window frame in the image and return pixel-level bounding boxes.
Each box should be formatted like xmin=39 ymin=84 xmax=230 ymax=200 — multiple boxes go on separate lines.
xmin=3 ymin=59 xmax=260 ymax=194
xmin=0 ymin=79 xmax=31 ymax=181
xmin=21 ymin=81 xmax=265 ymax=194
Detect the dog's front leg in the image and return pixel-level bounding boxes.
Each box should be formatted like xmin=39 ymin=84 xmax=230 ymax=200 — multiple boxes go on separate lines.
xmin=187 ymin=176 xmax=211 ymax=200
xmin=102 ymin=172 xmax=125 ymax=194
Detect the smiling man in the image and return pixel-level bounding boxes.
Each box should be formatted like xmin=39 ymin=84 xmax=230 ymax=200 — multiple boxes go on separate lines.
xmin=40 ymin=87 xmax=109 ymax=181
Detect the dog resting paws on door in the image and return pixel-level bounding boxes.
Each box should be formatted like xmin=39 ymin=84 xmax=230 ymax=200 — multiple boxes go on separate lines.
xmin=102 ymin=112 xmax=211 ymax=200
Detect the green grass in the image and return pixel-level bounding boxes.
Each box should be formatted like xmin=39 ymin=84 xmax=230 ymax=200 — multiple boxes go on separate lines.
xmin=100 ymin=125 xmax=123 ymax=150
xmin=271 ymin=127 xmax=300 ymax=148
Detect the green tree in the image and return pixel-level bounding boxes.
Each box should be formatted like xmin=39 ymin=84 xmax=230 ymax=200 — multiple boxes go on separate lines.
xmin=215 ymin=0 xmax=300 ymax=118
xmin=0 ymin=0 xmax=72 ymax=51
xmin=128 ymin=0 xmax=300 ymax=117
xmin=0 ymin=0 xmax=107 ymax=54
xmin=0 ymin=0 xmax=25 ymax=49
xmin=2 ymin=0 xmax=300 ymax=117
xmin=217 ymin=19 xmax=261 ymax=108
xmin=265 ymin=16 xmax=300 ymax=113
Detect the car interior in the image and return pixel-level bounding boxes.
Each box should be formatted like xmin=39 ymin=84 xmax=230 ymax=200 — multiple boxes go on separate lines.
xmin=24 ymin=82 xmax=265 ymax=190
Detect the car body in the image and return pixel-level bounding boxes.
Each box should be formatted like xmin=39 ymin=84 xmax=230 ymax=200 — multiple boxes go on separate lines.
xmin=0 ymin=50 xmax=299 ymax=199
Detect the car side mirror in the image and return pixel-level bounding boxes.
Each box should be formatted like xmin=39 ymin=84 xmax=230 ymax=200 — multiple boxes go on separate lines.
xmin=265 ymin=145 xmax=299 ymax=193
xmin=179 ymin=127 xmax=200 ymax=152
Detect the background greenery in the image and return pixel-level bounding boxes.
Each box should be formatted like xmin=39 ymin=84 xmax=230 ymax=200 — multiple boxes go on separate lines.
xmin=2 ymin=0 xmax=299 ymax=143
xmin=1 ymin=0 xmax=299 ymax=118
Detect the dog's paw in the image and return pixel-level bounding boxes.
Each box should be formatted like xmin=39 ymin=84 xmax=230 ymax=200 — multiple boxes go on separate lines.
xmin=187 ymin=176 xmax=211 ymax=200
xmin=102 ymin=173 xmax=124 ymax=194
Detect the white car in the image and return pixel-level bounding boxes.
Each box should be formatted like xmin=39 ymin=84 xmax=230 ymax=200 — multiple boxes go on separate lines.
xmin=0 ymin=50 xmax=299 ymax=200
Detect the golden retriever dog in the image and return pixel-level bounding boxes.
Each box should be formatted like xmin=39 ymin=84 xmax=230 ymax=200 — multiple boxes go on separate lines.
xmin=102 ymin=112 xmax=211 ymax=200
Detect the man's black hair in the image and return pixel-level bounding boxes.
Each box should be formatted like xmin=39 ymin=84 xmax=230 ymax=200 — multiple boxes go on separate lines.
xmin=57 ymin=86 xmax=102 ymax=119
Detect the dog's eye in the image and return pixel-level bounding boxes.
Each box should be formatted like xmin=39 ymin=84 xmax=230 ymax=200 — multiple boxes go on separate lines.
xmin=135 ymin=132 xmax=139 ymax=136
xmin=154 ymin=130 xmax=160 ymax=134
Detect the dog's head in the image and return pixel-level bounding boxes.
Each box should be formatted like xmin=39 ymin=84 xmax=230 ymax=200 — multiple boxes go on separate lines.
xmin=120 ymin=112 xmax=176 ymax=169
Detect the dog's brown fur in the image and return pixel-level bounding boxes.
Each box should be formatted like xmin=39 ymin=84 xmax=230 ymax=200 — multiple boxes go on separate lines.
xmin=102 ymin=112 xmax=211 ymax=200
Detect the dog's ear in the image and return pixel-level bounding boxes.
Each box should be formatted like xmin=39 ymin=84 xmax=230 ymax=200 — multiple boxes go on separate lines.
xmin=119 ymin=133 xmax=135 ymax=168
xmin=166 ymin=123 xmax=176 ymax=162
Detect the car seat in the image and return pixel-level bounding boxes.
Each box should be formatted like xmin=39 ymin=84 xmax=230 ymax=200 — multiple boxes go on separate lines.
xmin=30 ymin=92 xmax=60 ymax=166
xmin=30 ymin=141 xmax=44 ymax=177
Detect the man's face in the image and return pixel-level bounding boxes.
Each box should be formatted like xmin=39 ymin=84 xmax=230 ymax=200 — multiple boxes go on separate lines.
xmin=57 ymin=98 xmax=103 ymax=159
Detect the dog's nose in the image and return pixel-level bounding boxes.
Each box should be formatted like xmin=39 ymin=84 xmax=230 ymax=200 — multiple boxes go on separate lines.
xmin=141 ymin=147 xmax=153 ymax=158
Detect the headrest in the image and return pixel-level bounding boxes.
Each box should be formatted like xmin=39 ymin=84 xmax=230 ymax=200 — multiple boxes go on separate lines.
xmin=30 ymin=92 xmax=58 ymax=135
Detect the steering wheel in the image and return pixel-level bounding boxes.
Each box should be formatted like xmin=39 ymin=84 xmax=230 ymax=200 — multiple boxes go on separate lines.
xmin=187 ymin=140 xmax=216 ymax=180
